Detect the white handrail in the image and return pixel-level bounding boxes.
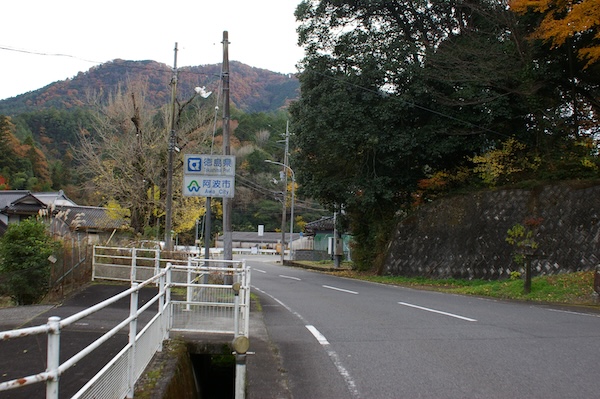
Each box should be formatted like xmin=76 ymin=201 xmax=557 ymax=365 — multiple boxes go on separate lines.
xmin=0 ymin=256 xmax=251 ymax=398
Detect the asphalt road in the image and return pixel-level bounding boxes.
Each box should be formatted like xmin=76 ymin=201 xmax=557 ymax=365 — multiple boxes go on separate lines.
xmin=247 ymin=257 xmax=600 ymax=399
xmin=0 ymin=285 xmax=159 ymax=399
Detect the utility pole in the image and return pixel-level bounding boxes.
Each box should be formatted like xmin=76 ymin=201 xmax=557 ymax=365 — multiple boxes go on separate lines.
xmin=222 ymin=31 xmax=233 ymax=262
xmin=279 ymin=123 xmax=289 ymax=264
xmin=164 ymin=42 xmax=178 ymax=252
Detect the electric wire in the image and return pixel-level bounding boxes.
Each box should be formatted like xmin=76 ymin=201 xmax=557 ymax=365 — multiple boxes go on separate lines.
xmin=0 ymin=45 xmax=219 ymax=78
xmin=311 ymin=69 xmax=511 ymax=139
xmin=2 ymin=44 xmax=507 ymax=139
xmin=235 ymin=173 xmax=327 ymax=212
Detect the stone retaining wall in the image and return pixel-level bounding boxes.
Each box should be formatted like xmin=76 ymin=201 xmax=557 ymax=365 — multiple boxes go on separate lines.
xmin=383 ymin=181 xmax=600 ymax=279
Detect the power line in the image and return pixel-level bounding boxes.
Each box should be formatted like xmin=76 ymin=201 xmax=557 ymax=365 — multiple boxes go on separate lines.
xmin=0 ymin=45 xmax=101 ymax=63
xmin=235 ymin=174 xmax=328 ymax=212
xmin=310 ymin=69 xmax=511 ymax=139
xmin=0 ymin=45 xmax=220 ymax=78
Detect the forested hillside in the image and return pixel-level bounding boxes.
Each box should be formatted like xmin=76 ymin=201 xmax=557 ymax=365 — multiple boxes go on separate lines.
xmin=0 ymin=59 xmax=299 ymax=115
xmin=0 ymin=60 xmax=324 ymax=243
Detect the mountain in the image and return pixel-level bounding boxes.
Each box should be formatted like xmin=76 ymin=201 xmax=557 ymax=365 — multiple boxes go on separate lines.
xmin=0 ymin=59 xmax=300 ymax=116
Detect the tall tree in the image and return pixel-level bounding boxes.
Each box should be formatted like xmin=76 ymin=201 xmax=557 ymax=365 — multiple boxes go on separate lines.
xmin=75 ymin=79 xmax=215 ymax=235
xmin=508 ymin=0 xmax=600 ymax=143
xmin=291 ymin=0 xmax=515 ymax=269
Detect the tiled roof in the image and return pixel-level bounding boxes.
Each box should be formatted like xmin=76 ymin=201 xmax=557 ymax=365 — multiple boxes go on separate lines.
xmin=33 ymin=191 xmax=77 ymax=207
xmin=0 ymin=190 xmax=32 ymax=210
xmin=0 ymin=192 xmax=47 ymax=216
xmin=53 ymin=205 xmax=128 ymax=231
xmin=304 ymin=216 xmax=334 ymax=235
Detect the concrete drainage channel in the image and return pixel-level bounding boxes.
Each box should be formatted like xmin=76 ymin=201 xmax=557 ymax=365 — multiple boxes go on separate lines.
xmin=136 ymin=339 xmax=237 ymax=399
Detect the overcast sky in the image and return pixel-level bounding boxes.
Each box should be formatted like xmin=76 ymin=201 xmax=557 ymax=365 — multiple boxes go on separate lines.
xmin=0 ymin=0 xmax=305 ymax=101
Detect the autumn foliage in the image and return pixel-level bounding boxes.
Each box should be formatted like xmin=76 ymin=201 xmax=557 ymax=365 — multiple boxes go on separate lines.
xmin=510 ymin=0 xmax=600 ymax=67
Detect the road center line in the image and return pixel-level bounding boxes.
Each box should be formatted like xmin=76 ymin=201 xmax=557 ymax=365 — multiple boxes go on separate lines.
xmin=279 ymin=275 xmax=301 ymax=281
xmin=322 ymin=285 xmax=359 ymax=295
xmin=254 ymin=268 xmax=267 ymax=273
xmin=398 ymin=302 xmax=477 ymax=322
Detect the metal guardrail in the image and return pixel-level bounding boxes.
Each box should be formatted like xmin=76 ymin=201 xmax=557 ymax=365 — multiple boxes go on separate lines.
xmin=0 ymin=249 xmax=251 ymax=398
xmin=0 ymin=269 xmax=170 ymax=398
xmin=169 ymin=258 xmax=250 ymax=337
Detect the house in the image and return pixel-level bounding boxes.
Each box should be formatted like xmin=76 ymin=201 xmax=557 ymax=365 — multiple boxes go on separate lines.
xmin=34 ymin=190 xmax=78 ymax=207
xmin=0 ymin=190 xmax=48 ymax=229
xmin=296 ymin=216 xmax=352 ymax=261
xmin=51 ymin=205 xmax=129 ymax=244
xmin=0 ymin=190 xmax=128 ymax=243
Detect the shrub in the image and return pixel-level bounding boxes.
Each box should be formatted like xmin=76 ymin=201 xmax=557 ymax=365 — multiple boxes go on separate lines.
xmin=0 ymin=217 xmax=61 ymax=305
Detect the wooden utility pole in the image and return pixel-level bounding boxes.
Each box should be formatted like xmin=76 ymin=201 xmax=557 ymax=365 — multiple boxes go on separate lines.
xmin=164 ymin=42 xmax=178 ymax=251
xmin=222 ymin=31 xmax=233 ymax=261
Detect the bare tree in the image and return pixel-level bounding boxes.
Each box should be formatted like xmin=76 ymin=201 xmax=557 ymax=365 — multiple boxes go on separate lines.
xmin=76 ymin=78 xmax=215 ymax=236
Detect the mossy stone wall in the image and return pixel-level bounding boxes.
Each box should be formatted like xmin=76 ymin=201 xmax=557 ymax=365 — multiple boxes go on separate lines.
xmin=383 ymin=182 xmax=600 ymax=279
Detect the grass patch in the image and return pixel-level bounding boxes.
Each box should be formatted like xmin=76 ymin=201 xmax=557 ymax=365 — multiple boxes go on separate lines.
xmin=250 ymin=293 xmax=262 ymax=312
xmin=0 ymin=296 xmax=14 ymax=308
xmin=336 ymin=269 xmax=598 ymax=306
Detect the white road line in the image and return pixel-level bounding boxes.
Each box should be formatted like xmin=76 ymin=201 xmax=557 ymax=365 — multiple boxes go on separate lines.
xmin=322 ymin=285 xmax=359 ymax=295
xmin=398 ymin=302 xmax=477 ymax=322
xmin=253 ymin=286 xmax=309 ymax=323
xmin=254 ymin=268 xmax=267 ymax=273
xmin=306 ymin=325 xmax=330 ymax=344
xmin=305 ymin=325 xmax=360 ymax=398
xmin=279 ymin=275 xmax=301 ymax=281
xmin=253 ymin=286 xmax=360 ymax=398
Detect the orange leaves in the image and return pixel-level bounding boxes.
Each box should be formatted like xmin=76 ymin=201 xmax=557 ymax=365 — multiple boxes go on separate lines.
xmin=510 ymin=0 xmax=600 ymax=67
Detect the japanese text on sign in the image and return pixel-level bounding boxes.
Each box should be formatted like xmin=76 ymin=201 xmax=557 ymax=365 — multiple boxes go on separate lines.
xmin=185 ymin=154 xmax=235 ymax=176
xmin=183 ymin=176 xmax=235 ymax=198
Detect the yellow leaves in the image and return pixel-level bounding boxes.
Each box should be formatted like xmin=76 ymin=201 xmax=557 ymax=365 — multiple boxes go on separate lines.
xmin=146 ymin=185 xmax=165 ymax=218
xmin=106 ymin=199 xmax=131 ymax=222
xmin=510 ymin=0 xmax=600 ymax=67
xmin=581 ymin=157 xmax=598 ymax=169
xmin=173 ymin=197 xmax=204 ymax=233
xmin=470 ymin=137 xmax=540 ymax=186
xmin=172 ymin=197 xmax=222 ymax=234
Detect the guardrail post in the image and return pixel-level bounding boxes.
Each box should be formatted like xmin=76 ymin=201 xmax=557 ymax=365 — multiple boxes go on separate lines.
xmin=232 ymin=282 xmax=241 ymax=338
xmin=186 ymin=258 xmax=192 ymax=311
xmin=46 ymin=316 xmax=61 ymax=399
xmin=166 ymin=263 xmax=172 ymax=339
xmin=131 ymin=249 xmax=137 ymax=283
xmin=243 ymin=261 xmax=250 ymax=336
xmin=127 ymin=283 xmax=139 ymax=399
xmin=232 ymin=336 xmax=250 ymax=399
xmin=155 ymin=248 xmax=161 ymax=277
xmin=158 ymin=273 xmax=165 ymax=352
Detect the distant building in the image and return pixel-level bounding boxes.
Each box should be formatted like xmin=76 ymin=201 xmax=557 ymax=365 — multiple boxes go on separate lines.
xmin=215 ymin=231 xmax=291 ymax=250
